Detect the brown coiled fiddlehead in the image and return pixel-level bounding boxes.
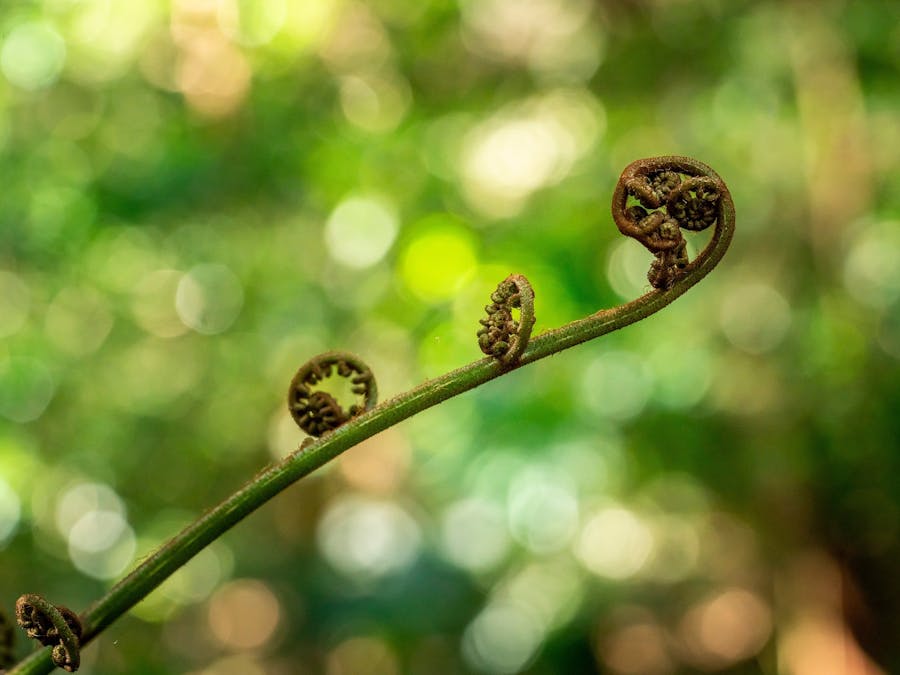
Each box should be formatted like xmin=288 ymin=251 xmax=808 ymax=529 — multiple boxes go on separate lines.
xmin=14 ymin=596 xmax=81 ymax=673
xmin=612 ymin=156 xmax=728 ymax=290
xmin=477 ymin=273 xmax=536 ymax=366
xmin=287 ymin=351 xmax=377 ymax=437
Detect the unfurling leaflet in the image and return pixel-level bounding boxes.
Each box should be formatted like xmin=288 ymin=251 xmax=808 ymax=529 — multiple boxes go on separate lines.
xmin=287 ymin=351 xmax=378 ymax=437
xmin=477 ymin=274 xmax=535 ymax=366
xmin=14 ymin=595 xmax=82 ymax=673
xmin=612 ymin=156 xmax=729 ymax=290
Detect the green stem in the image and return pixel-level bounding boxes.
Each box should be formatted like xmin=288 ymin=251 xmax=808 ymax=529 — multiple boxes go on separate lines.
xmin=8 ymin=157 xmax=734 ymax=674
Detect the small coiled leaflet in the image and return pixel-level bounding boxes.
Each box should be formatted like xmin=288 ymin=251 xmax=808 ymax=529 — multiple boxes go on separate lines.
xmin=14 ymin=595 xmax=82 ymax=673
xmin=477 ymin=274 xmax=535 ymax=366
xmin=612 ymin=156 xmax=729 ymax=290
xmin=287 ymin=351 xmax=377 ymax=437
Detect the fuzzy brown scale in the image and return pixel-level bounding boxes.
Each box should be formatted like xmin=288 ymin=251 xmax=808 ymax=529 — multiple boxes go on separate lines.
xmin=477 ymin=274 xmax=535 ymax=366
xmin=649 ymin=170 xmax=681 ymax=201
xmin=287 ymin=351 xmax=378 ymax=437
xmin=14 ymin=595 xmax=82 ymax=672
xmin=612 ymin=157 xmax=727 ymax=290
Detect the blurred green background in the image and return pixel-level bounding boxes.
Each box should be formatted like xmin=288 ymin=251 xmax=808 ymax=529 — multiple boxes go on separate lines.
xmin=1 ymin=0 xmax=899 ymax=673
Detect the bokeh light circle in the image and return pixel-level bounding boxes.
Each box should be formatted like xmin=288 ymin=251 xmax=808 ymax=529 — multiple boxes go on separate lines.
xmin=399 ymin=216 xmax=478 ymax=303
xmin=325 ymin=195 xmax=399 ymax=269
xmin=462 ymin=602 xmax=543 ymax=674
xmin=317 ymin=495 xmax=421 ymax=579
xmin=0 ymin=270 xmax=30 ymax=338
xmin=0 ymin=356 xmax=56 ymax=423
xmin=0 ymin=477 xmax=21 ymax=546
xmin=1 ymin=23 xmax=66 ymax=91
xmin=176 ymin=264 xmax=244 ymax=335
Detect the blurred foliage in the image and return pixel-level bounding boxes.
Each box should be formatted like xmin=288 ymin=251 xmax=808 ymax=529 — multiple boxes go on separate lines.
xmin=1 ymin=0 xmax=899 ymax=673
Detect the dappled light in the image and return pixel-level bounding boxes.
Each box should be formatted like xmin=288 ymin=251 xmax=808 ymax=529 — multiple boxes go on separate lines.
xmin=206 ymin=579 xmax=282 ymax=651
xmin=1 ymin=0 xmax=898 ymax=673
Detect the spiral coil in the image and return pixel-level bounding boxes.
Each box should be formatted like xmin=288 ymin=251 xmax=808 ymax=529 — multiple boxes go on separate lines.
xmin=287 ymin=351 xmax=378 ymax=437
xmin=612 ymin=157 xmax=727 ymax=290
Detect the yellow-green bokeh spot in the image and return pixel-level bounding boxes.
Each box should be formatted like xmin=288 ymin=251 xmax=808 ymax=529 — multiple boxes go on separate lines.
xmin=399 ymin=214 xmax=478 ymax=303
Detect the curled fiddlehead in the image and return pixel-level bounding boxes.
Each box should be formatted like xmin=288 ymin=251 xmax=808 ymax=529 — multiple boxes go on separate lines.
xmin=477 ymin=274 xmax=535 ymax=366
xmin=287 ymin=351 xmax=377 ymax=437
xmin=15 ymin=595 xmax=82 ymax=673
xmin=1 ymin=607 xmax=14 ymax=670
xmin=612 ymin=156 xmax=731 ymax=290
